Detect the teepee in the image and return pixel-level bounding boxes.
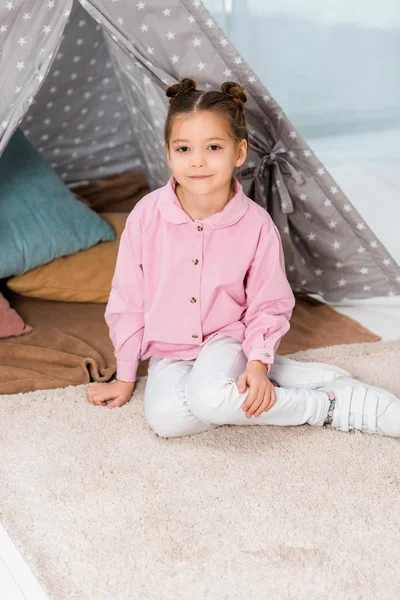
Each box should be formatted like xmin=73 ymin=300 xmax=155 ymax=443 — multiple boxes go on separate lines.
xmin=1 ymin=0 xmax=399 ymax=301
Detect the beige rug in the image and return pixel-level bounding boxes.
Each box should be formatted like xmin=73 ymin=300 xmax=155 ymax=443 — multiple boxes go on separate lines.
xmin=1 ymin=340 xmax=399 ymax=600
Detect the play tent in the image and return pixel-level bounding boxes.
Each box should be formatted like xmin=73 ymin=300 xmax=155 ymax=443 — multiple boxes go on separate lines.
xmin=1 ymin=0 xmax=399 ymax=302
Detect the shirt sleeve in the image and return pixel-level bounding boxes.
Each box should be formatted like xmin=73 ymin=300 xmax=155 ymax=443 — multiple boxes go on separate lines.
xmin=242 ymin=219 xmax=295 ymax=367
xmin=104 ymin=209 xmax=145 ymax=383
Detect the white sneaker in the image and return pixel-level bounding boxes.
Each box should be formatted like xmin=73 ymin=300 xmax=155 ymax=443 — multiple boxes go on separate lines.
xmin=269 ymin=355 xmax=351 ymax=388
xmin=316 ymin=377 xmax=400 ymax=437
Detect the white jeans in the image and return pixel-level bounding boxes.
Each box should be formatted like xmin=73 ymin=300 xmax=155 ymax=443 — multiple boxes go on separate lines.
xmin=144 ymin=334 xmax=330 ymax=438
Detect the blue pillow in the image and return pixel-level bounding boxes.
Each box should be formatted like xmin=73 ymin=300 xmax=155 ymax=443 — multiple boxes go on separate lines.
xmin=0 ymin=130 xmax=116 ymax=279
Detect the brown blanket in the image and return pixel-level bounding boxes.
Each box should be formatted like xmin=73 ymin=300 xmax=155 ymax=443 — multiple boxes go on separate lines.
xmin=0 ymin=290 xmax=380 ymax=395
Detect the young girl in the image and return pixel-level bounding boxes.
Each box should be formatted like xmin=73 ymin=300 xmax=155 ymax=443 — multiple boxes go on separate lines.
xmin=87 ymin=78 xmax=399 ymax=439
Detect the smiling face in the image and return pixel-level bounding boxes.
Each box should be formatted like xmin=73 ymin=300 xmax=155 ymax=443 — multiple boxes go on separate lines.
xmin=166 ymin=110 xmax=247 ymax=196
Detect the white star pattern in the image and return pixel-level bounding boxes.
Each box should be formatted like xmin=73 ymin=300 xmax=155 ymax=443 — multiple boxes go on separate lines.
xmin=2 ymin=0 xmax=394 ymax=301
xmin=338 ymin=279 xmax=347 ymax=287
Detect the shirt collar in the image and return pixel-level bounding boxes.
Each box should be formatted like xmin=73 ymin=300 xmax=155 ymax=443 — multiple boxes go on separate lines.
xmin=158 ymin=176 xmax=249 ymax=229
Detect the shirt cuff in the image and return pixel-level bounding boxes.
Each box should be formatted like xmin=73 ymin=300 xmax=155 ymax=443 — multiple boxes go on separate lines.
xmin=247 ymin=347 xmax=275 ymax=366
xmin=116 ymin=359 xmax=139 ymax=383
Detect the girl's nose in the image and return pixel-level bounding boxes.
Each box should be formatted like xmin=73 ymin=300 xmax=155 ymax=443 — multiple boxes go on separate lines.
xmin=190 ymin=153 xmax=205 ymax=168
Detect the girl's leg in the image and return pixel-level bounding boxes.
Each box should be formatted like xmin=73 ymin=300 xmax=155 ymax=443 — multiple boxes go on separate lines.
xmin=185 ymin=334 xmax=331 ymax=428
xmin=185 ymin=335 xmax=400 ymax=437
xmin=144 ymin=357 xmax=220 ymax=438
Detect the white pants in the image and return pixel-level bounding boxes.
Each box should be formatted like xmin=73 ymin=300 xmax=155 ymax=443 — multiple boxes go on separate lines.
xmin=144 ymin=334 xmax=330 ymax=438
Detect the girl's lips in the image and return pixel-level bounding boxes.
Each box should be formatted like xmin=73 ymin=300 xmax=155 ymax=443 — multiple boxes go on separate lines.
xmin=188 ymin=175 xmax=212 ymax=179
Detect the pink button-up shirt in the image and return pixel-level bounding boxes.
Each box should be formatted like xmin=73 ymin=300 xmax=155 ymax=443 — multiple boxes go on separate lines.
xmin=105 ymin=176 xmax=295 ymax=382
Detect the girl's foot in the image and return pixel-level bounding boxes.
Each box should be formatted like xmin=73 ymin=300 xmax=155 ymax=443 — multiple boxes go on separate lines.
xmin=317 ymin=377 xmax=400 ymax=437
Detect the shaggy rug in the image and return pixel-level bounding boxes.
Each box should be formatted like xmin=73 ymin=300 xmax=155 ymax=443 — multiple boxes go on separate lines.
xmin=1 ymin=340 xmax=399 ymax=600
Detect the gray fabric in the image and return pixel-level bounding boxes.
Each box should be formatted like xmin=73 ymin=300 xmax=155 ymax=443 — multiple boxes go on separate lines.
xmin=0 ymin=0 xmax=399 ymax=301
xmin=21 ymin=2 xmax=141 ymax=182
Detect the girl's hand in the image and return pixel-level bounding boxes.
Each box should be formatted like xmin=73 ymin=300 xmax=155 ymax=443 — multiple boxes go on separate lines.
xmin=87 ymin=380 xmax=135 ymax=409
xmin=237 ymin=361 xmax=276 ymax=418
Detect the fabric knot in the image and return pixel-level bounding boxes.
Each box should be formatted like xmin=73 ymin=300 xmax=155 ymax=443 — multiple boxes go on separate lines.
xmin=254 ymin=141 xmax=305 ymax=214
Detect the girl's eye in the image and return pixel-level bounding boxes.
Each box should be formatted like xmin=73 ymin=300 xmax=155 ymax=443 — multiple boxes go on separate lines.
xmin=209 ymin=145 xmax=221 ymax=151
xmin=176 ymin=146 xmax=189 ymax=152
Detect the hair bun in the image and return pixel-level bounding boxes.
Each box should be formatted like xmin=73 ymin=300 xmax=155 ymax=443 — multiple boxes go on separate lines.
xmin=166 ymin=78 xmax=197 ymax=103
xmin=221 ymin=81 xmax=247 ymax=109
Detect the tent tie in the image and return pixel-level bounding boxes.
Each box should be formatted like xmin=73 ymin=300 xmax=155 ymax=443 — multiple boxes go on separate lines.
xmin=254 ymin=141 xmax=304 ymax=214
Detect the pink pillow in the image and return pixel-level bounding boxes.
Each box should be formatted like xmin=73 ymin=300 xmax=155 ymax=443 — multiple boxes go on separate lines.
xmin=0 ymin=291 xmax=33 ymax=338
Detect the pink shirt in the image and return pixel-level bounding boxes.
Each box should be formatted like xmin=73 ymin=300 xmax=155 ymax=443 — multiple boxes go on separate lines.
xmin=105 ymin=176 xmax=295 ymax=382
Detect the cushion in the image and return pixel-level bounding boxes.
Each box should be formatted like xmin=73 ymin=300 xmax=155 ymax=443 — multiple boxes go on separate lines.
xmin=7 ymin=213 xmax=127 ymax=303
xmin=0 ymin=130 xmax=115 ymax=279
xmin=0 ymin=291 xmax=33 ymax=338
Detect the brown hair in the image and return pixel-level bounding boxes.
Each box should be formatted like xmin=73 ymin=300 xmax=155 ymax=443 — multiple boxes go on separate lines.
xmin=164 ymin=77 xmax=248 ymax=146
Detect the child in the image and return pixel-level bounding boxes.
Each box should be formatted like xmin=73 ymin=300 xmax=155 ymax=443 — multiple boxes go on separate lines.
xmin=87 ymin=78 xmax=400 ymax=439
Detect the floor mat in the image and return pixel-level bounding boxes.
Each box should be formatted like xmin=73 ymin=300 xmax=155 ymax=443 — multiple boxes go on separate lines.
xmin=0 ymin=340 xmax=398 ymax=599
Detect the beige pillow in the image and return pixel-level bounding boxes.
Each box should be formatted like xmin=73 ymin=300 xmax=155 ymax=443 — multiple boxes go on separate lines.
xmin=7 ymin=213 xmax=127 ymax=303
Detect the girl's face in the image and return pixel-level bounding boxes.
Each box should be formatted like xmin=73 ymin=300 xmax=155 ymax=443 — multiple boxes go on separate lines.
xmin=166 ymin=110 xmax=247 ymax=196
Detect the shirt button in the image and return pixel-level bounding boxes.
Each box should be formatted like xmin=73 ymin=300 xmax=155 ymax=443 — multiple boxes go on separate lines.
xmin=197 ymin=225 xmax=203 ymax=231
xmin=192 ymin=258 xmax=199 ymax=265
xmin=190 ymin=297 xmax=197 ymax=303
xmin=192 ymin=334 xmax=198 ymax=338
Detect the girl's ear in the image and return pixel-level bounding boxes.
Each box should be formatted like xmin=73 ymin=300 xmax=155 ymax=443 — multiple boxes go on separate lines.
xmin=165 ymin=143 xmax=172 ymax=167
xmin=235 ymin=139 xmax=248 ymax=168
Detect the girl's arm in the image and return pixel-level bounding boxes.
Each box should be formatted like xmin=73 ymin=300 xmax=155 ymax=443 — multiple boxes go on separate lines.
xmin=242 ymin=219 xmax=295 ymax=368
xmin=104 ymin=209 xmax=145 ymax=383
